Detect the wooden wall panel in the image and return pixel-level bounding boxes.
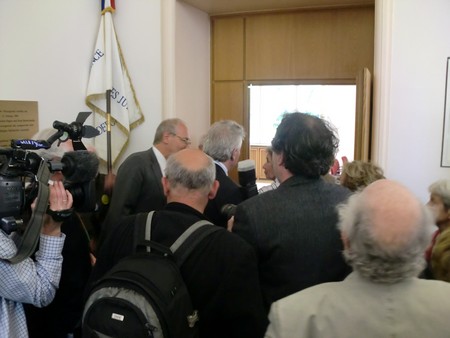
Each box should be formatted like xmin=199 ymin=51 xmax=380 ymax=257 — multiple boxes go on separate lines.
xmin=249 ymin=147 xmax=261 ymax=178
xmin=211 ymin=6 xmax=375 ymax=165
xmin=212 ymin=81 xmax=244 ymax=123
xmin=245 ymin=7 xmax=374 ymax=80
xmin=212 ymin=17 xmax=245 ymax=81
xmin=212 ymin=81 xmax=249 ymax=161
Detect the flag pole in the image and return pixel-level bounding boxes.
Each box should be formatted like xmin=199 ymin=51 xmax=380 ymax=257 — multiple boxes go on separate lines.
xmin=106 ymin=89 xmax=113 ymax=172
xmin=104 ymin=89 xmax=115 ymax=196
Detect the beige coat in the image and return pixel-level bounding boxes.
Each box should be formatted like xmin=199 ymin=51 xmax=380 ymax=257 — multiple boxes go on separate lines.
xmin=266 ymin=272 xmax=450 ymax=338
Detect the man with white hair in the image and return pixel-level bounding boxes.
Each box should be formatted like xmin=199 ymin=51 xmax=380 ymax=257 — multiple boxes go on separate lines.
xmin=265 ymin=179 xmax=450 ymax=338
xmin=202 ymin=120 xmax=246 ymax=228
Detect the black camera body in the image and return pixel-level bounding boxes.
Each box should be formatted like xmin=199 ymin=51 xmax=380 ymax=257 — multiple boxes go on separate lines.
xmin=0 ymin=147 xmax=98 ymax=234
xmin=0 ymin=114 xmax=100 ymax=262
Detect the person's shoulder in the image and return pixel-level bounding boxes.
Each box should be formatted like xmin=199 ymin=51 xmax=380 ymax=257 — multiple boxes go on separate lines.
xmin=208 ymin=226 xmax=254 ymax=250
xmin=273 ymin=280 xmax=342 ymax=311
xmin=414 ymin=277 xmax=450 ymax=291
xmin=117 ymin=149 xmax=154 ymax=173
xmin=321 ymin=179 xmax=352 ymax=198
xmin=101 ymin=214 xmax=138 ymax=250
xmin=122 ymin=148 xmax=153 ymax=164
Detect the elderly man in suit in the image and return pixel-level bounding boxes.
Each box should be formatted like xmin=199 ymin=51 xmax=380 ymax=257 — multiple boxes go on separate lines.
xmin=101 ymin=118 xmax=190 ymax=236
xmin=265 ymin=179 xmax=450 ymax=338
xmin=202 ymin=120 xmax=246 ymax=228
xmin=233 ymin=112 xmax=351 ymax=312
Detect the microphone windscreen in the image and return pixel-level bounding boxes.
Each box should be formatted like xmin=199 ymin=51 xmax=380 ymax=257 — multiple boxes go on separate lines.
xmin=61 ymin=150 xmax=99 ymax=183
xmin=238 ymin=159 xmax=255 ymax=172
xmin=238 ymin=159 xmax=256 ymax=187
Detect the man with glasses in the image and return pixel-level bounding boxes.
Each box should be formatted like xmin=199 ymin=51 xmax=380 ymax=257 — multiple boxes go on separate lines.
xmin=100 ymin=118 xmax=190 ymax=238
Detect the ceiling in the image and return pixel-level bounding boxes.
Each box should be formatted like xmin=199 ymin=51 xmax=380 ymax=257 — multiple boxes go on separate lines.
xmin=178 ymin=0 xmax=374 ymax=16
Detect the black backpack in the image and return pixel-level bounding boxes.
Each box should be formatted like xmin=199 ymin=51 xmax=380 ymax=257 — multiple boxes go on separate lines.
xmin=82 ymin=211 xmax=220 ymax=338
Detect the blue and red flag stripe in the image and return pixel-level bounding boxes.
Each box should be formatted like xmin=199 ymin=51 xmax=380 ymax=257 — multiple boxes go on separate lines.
xmin=101 ymin=0 xmax=115 ymax=11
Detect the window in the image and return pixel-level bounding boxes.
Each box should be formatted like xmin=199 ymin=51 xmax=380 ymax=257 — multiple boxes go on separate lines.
xmin=249 ymin=84 xmax=356 ymax=163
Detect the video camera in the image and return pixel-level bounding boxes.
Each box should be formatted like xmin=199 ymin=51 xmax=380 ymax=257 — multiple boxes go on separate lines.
xmin=0 ymin=113 xmax=100 ymax=236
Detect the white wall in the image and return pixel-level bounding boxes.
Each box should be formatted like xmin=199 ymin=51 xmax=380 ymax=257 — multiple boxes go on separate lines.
xmin=374 ymin=0 xmax=450 ymax=202
xmin=175 ymin=2 xmax=211 ymax=147
xmin=0 ymin=0 xmax=162 ymax=171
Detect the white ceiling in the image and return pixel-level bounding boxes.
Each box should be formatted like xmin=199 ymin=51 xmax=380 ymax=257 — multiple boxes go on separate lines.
xmin=178 ymin=0 xmax=374 ymax=15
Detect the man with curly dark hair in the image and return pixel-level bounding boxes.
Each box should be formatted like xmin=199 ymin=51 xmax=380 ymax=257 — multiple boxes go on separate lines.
xmin=233 ymin=112 xmax=351 ymax=313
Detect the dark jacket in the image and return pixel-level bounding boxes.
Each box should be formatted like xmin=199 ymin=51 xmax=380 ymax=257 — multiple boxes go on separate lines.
xmin=25 ymin=214 xmax=92 ymax=337
xmin=101 ymin=148 xmax=166 ymax=235
xmin=204 ymin=164 xmax=244 ymax=228
xmin=233 ymin=175 xmax=352 ymax=312
xmin=89 ymin=202 xmax=268 ymax=338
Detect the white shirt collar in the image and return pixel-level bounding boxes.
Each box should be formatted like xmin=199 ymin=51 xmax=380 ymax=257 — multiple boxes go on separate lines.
xmin=152 ymin=146 xmax=166 ymax=176
xmin=214 ymin=160 xmax=228 ymax=176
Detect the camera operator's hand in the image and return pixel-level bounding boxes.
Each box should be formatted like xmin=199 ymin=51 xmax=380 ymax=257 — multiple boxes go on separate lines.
xmin=42 ymin=181 xmax=73 ymax=237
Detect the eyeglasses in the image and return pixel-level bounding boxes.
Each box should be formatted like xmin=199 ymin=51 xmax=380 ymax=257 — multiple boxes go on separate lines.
xmin=171 ymin=133 xmax=191 ymax=145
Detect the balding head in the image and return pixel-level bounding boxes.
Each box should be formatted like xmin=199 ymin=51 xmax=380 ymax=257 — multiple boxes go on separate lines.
xmin=338 ymin=179 xmax=433 ymax=283
xmin=359 ymin=179 xmax=422 ymax=250
xmin=163 ymin=149 xmax=218 ymax=212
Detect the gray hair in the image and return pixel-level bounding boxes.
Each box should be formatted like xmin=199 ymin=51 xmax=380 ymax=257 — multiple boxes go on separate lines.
xmin=202 ymin=120 xmax=245 ymax=162
xmin=337 ymin=191 xmax=432 ymax=283
xmin=429 ymin=179 xmax=450 ymax=209
xmin=165 ymin=152 xmax=216 ymax=194
xmin=153 ymin=118 xmax=185 ymax=144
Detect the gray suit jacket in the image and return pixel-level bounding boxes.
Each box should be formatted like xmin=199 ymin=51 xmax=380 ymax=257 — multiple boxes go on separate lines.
xmin=266 ymin=272 xmax=450 ymax=338
xmin=102 ymin=148 xmax=166 ymax=233
xmin=233 ymin=175 xmax=351 ymax=311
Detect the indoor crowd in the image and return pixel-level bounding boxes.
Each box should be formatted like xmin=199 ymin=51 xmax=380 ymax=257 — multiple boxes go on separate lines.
xmin=2 ymin=112 xmax=450 ymax=337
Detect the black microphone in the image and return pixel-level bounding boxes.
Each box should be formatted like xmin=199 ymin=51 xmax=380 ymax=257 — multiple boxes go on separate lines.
xmin=48 ymin=150 xmax=99 ymax=183
xmin=221 ymin=204 xmax=237 ymax=220
xmin=11 ymin=139 xmax=51 ymax=150
xmin=53 ymin=120 xmax=84 ymax=140
xmin=238 ymin=159 xmax=258 ymax=199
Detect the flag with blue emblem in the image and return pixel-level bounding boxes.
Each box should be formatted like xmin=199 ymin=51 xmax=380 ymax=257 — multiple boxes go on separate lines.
xmin=86 ymin=0 xmax=144 ymax=168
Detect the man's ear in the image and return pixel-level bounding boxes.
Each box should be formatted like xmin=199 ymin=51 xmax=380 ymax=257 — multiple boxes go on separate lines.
xmin=208 ymin=180 xmax=220 ymax=200
xmin=162 ymin=176 xmax=170 ymax=197
xmin=162 ymin=131 xmax=171 ymax=144
xmin=230 ymin=149 xmax=236 ymax=161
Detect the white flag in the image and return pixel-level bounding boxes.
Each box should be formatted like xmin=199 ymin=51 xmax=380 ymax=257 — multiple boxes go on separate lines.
xmin=86 ymin=1 xmax=144 ymax=167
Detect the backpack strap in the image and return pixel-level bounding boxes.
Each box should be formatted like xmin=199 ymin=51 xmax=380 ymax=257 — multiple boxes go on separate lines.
xmin=171 ymin=221 xmax=221 ymax=267
xmin=135 ymin=211 xmax=221 ymax=267
xmin=134 ymin=211 xmax=171 ymax=255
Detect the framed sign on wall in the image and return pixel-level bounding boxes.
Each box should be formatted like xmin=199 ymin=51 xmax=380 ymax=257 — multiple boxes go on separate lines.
xmin=441 ymin=57 xmax=450 ymax=167
xmin=0 ymin=100 xmax=38 ymax=148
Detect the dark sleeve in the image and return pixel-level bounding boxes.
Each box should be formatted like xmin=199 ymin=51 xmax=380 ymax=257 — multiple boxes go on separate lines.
xmin=105 ymin=157 xmax=144 ymax=223
xmin=87 ymin=216 xmax=136 ymax=286
xmin=232 ymin=201 xmax=259 ymax=250
xmin=215 ymin=179 xmax=244 ymax=206
xmin=220 ymin=239 xmax=268 ymax=338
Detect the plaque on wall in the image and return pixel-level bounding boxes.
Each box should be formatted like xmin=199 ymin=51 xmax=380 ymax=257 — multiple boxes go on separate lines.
xmin=0 ymin=101 xmax=38 ymax=148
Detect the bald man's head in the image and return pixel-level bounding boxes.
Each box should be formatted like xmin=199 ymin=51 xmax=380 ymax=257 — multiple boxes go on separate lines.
xmin=338 ymin=179 xmax=433 ymax=283
xmin=165 ymin=149 xmax=216 ymax=194
xmin=359 ymin=179 xmax=422 ymax=250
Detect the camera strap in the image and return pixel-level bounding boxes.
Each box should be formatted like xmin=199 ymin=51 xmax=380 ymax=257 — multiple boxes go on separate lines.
xmin=8 ymin=161 xmax=51 ymax=264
